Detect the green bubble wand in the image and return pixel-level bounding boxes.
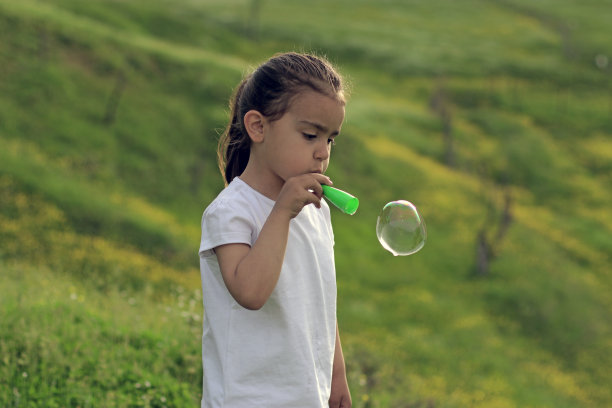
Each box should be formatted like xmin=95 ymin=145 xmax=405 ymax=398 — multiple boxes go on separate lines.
xmin=321 ymin=185 xmax=359 ymax=215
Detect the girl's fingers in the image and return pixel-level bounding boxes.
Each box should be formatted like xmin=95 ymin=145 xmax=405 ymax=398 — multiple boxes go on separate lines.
xmin=276 ymin=173 xmax=332 ymax=217
xmin=306 ymin=173 xmax=332 ymax=197
xmin=311 ymin=173 xmax=333 ymax=187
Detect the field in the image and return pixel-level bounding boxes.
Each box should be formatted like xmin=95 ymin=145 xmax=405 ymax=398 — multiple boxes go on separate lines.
xmin=1 ymin=0 xmax=611 ymax=406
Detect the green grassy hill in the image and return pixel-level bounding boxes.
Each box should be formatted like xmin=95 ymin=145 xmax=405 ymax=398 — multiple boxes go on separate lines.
xmin=1 ymin=0 xmax=611 ymax=406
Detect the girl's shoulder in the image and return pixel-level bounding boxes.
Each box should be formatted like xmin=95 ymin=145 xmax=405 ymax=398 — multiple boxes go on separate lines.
xmin=204 ymin=179 xmax=243 ymax=215
xmin=204 ymin=177 xmax=273 ymax=217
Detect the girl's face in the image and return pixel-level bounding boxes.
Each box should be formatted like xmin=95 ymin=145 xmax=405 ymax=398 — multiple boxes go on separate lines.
xmin=255 ymin=89 xmax=345 ymax=195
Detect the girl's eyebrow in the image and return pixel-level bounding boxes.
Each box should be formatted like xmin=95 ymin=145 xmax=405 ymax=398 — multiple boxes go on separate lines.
xmin=298 ymin=120 xmax=340 ymax=136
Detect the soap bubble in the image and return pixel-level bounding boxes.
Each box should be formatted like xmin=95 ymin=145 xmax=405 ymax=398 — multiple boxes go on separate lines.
xmin=376 ymin=200 xmax=427 ymax=256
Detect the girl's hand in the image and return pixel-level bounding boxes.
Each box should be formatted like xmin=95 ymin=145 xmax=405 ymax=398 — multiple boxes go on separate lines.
xmin=329 ymin=371 xmax=352 ymax=408
xmin=330 ymin=325 xmax=351 ymax=408
xmin=274 ymin=173 xmax=333 ymax=219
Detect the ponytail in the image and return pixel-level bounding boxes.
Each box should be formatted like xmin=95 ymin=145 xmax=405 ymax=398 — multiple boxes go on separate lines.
xmin=217 ymin=79 xmax=251 ymax=186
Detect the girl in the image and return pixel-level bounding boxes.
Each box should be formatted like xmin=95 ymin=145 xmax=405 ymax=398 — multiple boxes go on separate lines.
xmin=199 ymin=52 xmax=352 ymax=408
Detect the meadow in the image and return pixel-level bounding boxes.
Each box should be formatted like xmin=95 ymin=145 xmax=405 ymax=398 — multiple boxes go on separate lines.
xmin=1 ymin=0 xmax=611 ymax=406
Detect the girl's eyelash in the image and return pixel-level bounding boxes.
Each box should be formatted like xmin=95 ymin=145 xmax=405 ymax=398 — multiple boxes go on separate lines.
xmin=303 ymin=133 xmax=335 ymax=145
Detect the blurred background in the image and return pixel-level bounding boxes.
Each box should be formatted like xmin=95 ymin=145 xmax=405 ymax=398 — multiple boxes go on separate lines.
xmin=1 ymin=0 xmax=610 ymax=406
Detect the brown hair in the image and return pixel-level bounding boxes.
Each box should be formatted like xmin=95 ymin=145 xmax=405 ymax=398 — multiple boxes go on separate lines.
xmin=217 ymin=52 xmax=346 ymax=185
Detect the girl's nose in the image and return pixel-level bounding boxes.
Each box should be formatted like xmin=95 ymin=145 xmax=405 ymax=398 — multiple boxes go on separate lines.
xmin=314 ymin=140 xmax=330 ymax=160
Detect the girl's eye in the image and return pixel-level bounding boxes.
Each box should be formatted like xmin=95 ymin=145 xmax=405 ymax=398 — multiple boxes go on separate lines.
xmin=328 ymin=138 xmax=336 ymax=146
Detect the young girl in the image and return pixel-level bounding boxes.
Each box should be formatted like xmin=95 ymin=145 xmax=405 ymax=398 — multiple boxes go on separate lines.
xmin=199 ymin=52 xmax=352 ymax=408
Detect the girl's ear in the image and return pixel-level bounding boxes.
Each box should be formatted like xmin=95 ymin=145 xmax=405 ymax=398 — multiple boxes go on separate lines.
xmin=243 ymin=110 xmax=265 ymax=143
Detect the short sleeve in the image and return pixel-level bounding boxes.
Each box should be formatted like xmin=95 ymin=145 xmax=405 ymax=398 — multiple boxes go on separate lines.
xmin=199 ymin=200 xmax=254 ymax=258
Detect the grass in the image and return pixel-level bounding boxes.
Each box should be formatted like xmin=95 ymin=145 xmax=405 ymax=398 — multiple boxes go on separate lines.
xmin=1 ymin=262 xmax=202 ymax=407
xmin=1 ymin=0 xmax=611 ymax=406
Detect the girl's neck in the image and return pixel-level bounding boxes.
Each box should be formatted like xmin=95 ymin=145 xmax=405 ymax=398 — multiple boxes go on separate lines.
xmin=238 ymin=165 xmax=284 ymax=202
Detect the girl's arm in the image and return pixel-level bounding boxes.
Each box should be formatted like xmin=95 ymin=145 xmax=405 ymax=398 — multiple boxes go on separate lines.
xmin=330 ymin=323 xmax=352 ymax=408
xmin=215 ymin=173 xmax=331 ymax=310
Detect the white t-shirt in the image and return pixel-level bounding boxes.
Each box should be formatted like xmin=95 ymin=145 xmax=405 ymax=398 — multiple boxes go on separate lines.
xmin=199 ymin=177 xmax=337 ymax=408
